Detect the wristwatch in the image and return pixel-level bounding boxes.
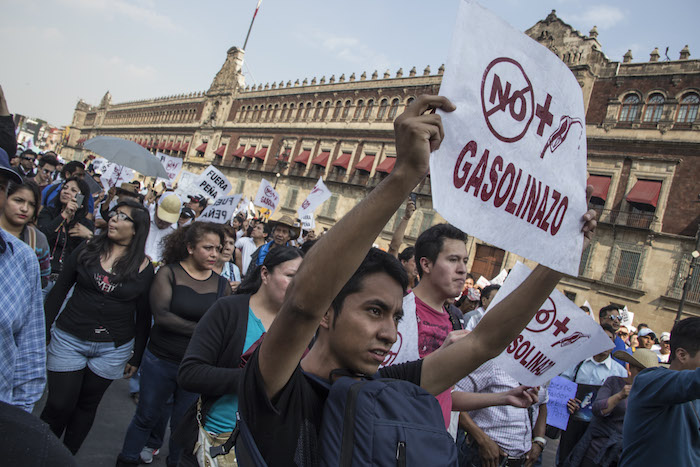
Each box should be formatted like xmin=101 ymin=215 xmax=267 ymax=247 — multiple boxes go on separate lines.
xmin=532 ymin=436 xmax=547 ymax=450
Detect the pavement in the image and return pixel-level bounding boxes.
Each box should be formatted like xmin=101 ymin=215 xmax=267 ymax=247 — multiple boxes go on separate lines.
xmin=33 ymin=377 xmax=559 ymax=466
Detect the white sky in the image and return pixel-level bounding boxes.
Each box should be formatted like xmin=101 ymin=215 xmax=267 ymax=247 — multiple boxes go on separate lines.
xmin=2 ymin=0 xmax=698 ymax=126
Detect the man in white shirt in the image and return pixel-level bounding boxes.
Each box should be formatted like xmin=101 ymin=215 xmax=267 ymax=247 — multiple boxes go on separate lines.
xmin=145 ymin=193 xmax=181 ymax=264
xmin=235 ymin=221 xmax=267 ymax=276
xmin=464 ymin=284 xmax=501 ymax=331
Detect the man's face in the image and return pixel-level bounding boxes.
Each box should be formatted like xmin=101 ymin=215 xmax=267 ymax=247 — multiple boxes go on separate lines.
xmin=420 ymin=238 xmax=468 ymax=300
xmin=272 ymin=225 xmax=291 ymax=245
xmin=481 ymin=288 xmax=498 ymax=309
xmin=69 ymin=167 xmax=86 ymax=179
xmin=400 ymin=256 xmax=417 ymax=280
xmin=37 ymin=163 xmax=57 ymax=183
xmin=601 ymin=310 xmax=621 ymax=332
xmin=9 ymin=156 xmax=19 ymax=168
xmin=252 ymin=223 xmax=266 ymax=240
xmin=155 ymin=217 xmax=172 ymax=230
xmin=638 ymin=334 xmax=655 ymax=350
xmin=617 ymin=326 xmax=629 ymax=343
xmin=660 ymin=340 xmax=670 ymax=355
xmin=326 ymin=272 xmax=404 ymax=375
xmin=20 ymin=153 xmax=35 ymax=170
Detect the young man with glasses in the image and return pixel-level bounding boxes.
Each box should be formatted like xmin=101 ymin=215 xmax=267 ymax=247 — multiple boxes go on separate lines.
xmin=600 ymin=305 xmax=631 ymax=366
xmin=34 ymin=154 xmax=59 ymax=191
xmin=15 ymin=149 xmax=36 ymax=178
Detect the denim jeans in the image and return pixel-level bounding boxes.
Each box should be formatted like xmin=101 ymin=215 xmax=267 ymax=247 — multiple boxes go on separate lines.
xmin=119 ymin=349 xmax=198 ymax=466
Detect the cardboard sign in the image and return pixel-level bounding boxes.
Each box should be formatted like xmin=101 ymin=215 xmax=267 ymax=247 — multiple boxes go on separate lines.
xmin=620 ymin=306 xmax=634 ymax=329
xmin=546 ymin=376 xmax=577 ymax=430
xmin=192 ymin=166 xmax=232 ymax=200
xmin=432 ymin=0 xmax=587 ymax=275
xmin=573 ymin=383 xmax=601 ymax=422
xmin=174 ymin=170 xmax=199 ymax=199
xmin=490 ymin=269 xmax=508 ymax=285
xmin=300 ymin=212 xmax=316 ymax=230
xmin=156 ymin=152 xmax=183 ymax=186
xmin=475 ymin=276 xmax=491 ymax=288
xmin=253 ymin=179 xmax=280 ymax=214
xmin=489 ymin=262 xmax=613 ymax=386
xmin=199 ymin=194 xmax=242 ymax=224
xmin=298 ymin=177 xmax=332 ymax=216
xmin=100 ymin=162 xmax=134 ymax=191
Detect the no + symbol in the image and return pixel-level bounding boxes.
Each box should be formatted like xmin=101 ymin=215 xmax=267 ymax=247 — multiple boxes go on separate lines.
xmin=535 ymin=93 xmax=553 ymax=136
xmin=552 ymin=317 xmax=570 ymax=336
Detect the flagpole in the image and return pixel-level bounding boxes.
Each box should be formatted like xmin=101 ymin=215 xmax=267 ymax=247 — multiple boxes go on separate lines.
xmin=243 ymin=0 xmax=262 ymax=51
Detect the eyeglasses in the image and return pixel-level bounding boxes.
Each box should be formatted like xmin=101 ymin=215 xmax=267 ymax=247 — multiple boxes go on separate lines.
xmin=108 ymin=211 xmax=135 ymax=223
xmin=41 ymin=168 xmax=55 ymax=175
xmin=605 ymin=315 xmax=622 ymax=322
xmin=21 ymin=156 xmax=35 ymax=162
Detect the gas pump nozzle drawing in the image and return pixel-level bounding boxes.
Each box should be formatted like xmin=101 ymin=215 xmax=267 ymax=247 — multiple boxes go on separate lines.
xmin=540 ymin=115 xmax=583 ymax=159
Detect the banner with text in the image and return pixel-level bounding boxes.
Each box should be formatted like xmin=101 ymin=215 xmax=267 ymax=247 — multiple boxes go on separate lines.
xmin=489 ymin=262 xmax=613 ymax=386
xmin=100 ymin=161 xmax=134 ymax=191
xmin=253 ymin=179 xmax=280 ymax=214
xmin=432 ymin=0 xmax=588 ymax=275
xmin=298 ymin=177 xmax=332 ymax=217
xmin=199 ymin=194 xmax=242 ymax=224
xmin=156 ymin=152 xmax=183 ymax=187
xmin=300 ymin=212 xmax=316 ymax=230
xmin=192 ymin=165 xmax=232 ymax=200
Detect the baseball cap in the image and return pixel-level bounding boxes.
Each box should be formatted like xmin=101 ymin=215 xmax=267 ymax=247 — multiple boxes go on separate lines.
xmin=613 ymin=349 xmax=660 ymax=370
xmin=180 ymin=206 xmax=196 ymax=220
xmin=0 ymin=148 xmax=22 ymax=184
xmin=638 ymin=328 xmax=657 ymax=339
xmin=660 ymin=332 xmax=670 ymax=343
xmin=157 ymin=193 xmax=182 ymax=224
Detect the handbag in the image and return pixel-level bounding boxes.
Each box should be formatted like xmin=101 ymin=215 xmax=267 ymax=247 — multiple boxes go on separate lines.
xmin=194 ymin=399 xmax=239 ymax=467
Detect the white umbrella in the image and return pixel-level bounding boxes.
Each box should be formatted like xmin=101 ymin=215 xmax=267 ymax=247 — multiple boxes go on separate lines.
xmin=84 ymin=136 xmax=169 ymax=179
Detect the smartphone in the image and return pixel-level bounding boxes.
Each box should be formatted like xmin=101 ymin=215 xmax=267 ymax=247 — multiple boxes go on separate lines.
xmin=409 ymin=192 xmax=417 ymax=204
xmin=74 ymin=193 xmax=85 ymax=207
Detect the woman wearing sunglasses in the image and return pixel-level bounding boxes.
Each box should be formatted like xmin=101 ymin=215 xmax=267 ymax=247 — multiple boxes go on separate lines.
xmin=41 ymin=200 xmax=155 ymax=456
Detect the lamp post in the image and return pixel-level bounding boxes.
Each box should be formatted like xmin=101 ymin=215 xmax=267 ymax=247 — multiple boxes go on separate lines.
xmin=274 ymin=172 xmax=281 ymax=189
xmin=676 ymin=223 xmax=700 ymax=323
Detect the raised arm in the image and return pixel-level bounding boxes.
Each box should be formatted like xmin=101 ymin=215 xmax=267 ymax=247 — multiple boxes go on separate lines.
xmin=258 ymin=95 xmax=456 ymax=399
xmin=387 ymin=200 xmax=415 ymax=257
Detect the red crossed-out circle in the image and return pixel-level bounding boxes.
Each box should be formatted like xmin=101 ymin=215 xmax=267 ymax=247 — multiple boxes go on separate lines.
xmin=526 ymin=297 xmax=557 ymax=333
xmin=480 ymin=57 xmax=535 ymax=143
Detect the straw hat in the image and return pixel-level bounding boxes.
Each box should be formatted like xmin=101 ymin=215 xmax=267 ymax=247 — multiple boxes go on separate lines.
xmin=613 ymin=349 xmax=660 ymax=370
xmin=269 ymin=214 xmax=301 ymax=238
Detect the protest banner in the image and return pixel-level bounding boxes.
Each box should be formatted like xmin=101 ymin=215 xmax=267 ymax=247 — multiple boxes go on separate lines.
xmin=297 ymin=177 xmax=332 ymax=217
xmin=253 ymin=179 xmax=280 ymax=214
xmin=475 ymin=276 xmax=491 ymax=289
xmin=489 ymin=262 xmax=613 ymax=386
xmin=174 ymin=170 xmax=199 ymax=199
xmin=100 ymin=162 xmax=134 ymax=191
xmin=546 ymin=376 xmax=577 ymax=430
xmin=191 ymin=165 xmax=231 ymax=200
xmin=620 ymin=306 xmax=634 ymax=329
xmin=199 ymin=194 xmax=242 ymax=224
xmin=490 ymin=269 xmax=508 ymax=285
xmin=432 ymin=0 xmax=588 ymax=275
xmin=156 ymin=152 xmax=183 ymax=186
xmin=300 ymin=212 xmax=316 ymax=230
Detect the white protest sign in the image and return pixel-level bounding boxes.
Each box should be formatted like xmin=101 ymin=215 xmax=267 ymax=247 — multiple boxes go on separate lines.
xmin=100 ymin=162 xmax=134 ymax=191
xmin=489 ymin=262 xmax=613 ymax=386
xmin=253 ymin=179 xmax=280 ymax=214
xmin=432 ymin=0 xmax=587 ymax=275
xmin=156 ymin=152 xmax=183 ymax=186
xmin=490 ymin=269 xmax=508 ymax=285
xmin=300 ymin=212 xmax=316 ymax=230
xmin=199 ymin=194 xmax=242 ymax=224
xmin=475 ymin=276 xmax=491 ymax=288
xmin=192 ymin=165 xmax=231 ymax=200
xmin=174 ymin=170 xmax=199 ymax=199
xmin=620 ymin=306 xmax=634 ymax=329
xmin=298 ymin=177 xmax=332 ymax=216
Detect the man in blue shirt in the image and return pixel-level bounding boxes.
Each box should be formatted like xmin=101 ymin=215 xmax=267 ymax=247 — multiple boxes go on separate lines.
xmin=620 ymin=317 xmax=700 ymax=467
xmin=599 ymin=305 xmax=632 ymax=367
xmin=0 ymin=147 xmax=46 ymax=412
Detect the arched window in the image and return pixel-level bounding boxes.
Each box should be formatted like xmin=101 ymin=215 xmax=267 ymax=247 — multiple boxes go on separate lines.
xmin=287 ymin=103 xmax=295 ymax=121
xmin=677 ymin=93 xmax=699 ymax=123
xmin=322 ymin=101 xmax=331 ymax=120
xmin=377 ymin=99 xmax=389 ymax=119
xmin=280 ymin=104 xmax=288 ymax=121
xmin=332 ymin=100 xmax=342 ymax=120
xmin=619 ymin=94 xmax=641 ymax=122
xmin=364 ymin=99 xmax=374 ymax=120
xmin=342 ymin=100 xmax=352 ymax=119
xmin=353 ymin=100 xmax=364 ymax=120
xmin=314 ymin=102 xmax=323 ymax=120
xmin=643 ymin=94 xmax=664 ymax=122
xmin=304 ymin=102 xmax=313 ymax=119
xmin=388 ymin=98 xmax=400 ymax=119
xmin=296 ymin=103 xmax=304 ymax=121
xmin=252 ymin=106 xmax=259 ymax=121
xmin=406 ymin=96 xmax=415 ymax=106
xmin=267 ymin=104 xmax=274 ymax=120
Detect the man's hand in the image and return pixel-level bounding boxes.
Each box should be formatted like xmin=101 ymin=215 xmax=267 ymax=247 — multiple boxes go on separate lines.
xmin=403 ymin=200 xmax=416 ymax=220
xmin=503 ymin=385 xmax=539 ymax=408
xmin=617 ymin=384 xmax=632 ymax=401
xmin=477 ymin=435 xmax=506 ymax=467
xmin=525 ymin=442 xmax=543 ymax=467
xmin=393 ymin=95 xmax=455 ymax=180
xmin=567 ymin=397 xmax=581 ymax=414
xmin=123 ymin=364 xmax=138 ymax=379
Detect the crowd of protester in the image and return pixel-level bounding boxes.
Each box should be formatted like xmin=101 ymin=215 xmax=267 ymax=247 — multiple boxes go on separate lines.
xmin=0 ymin=88 xmax=698 ymax=467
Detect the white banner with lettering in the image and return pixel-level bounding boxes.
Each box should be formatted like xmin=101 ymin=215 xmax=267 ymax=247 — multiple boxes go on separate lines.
xmin=199 ymin=194 xmax=243 ymax=224
xmin=300 ymin=212 xmax=316 ymax=230
xmin=156 ymin=153 xmax=183 ymax=187
xmin=253 ymin=179 xmax=280 ymax=214
xmin=298 ymin=177 xmax=332 ymax=217
xmin=432 ymin=0 xmax=588 ymax=275
xmin=488 ymin=262 xmax=613 ymax=386
xmin=100 ymin=161 xmax=134 ymax=191
xmin=191 ymin=165 xmax=232 ymax=200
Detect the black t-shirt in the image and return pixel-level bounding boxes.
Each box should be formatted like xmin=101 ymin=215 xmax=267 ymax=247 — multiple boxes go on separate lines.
xmin=240 ymin=347 xmax=423 ymax=467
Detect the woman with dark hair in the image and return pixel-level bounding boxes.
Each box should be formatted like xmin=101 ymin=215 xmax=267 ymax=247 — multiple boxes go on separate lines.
xmin=40 ymin=200 xmax=154 ymax=455
xmin=0 ymin=180 xmax=51 ymax=286
xmin=38 ymin=176 xmax=94 ymax=285
xmin=117 ymin=222 xmax=232 ymax=467
xmin=176 ymin=245 xmax=304 ymax=467
xmin=212 ymin=224 xmax=242 ymax=291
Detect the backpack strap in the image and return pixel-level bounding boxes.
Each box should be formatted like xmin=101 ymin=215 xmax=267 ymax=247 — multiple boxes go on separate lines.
xmin=447 ymin=307 xmax=463 ymax=331
xmin=26 ymin=226 xmax=37 ymax=251
xmin=572 ymin=360 xmax=586 ymax=383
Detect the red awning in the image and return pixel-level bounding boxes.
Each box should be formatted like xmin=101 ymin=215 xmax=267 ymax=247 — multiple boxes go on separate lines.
xmin=158 ymin=141 xmax=166 ymax=150
xmin=243 ymin=146 xmax=257 ymax=158
xmin=232 ymin=146 xmax=246 ymax=158
xmin=195 ymin=143 xmax=208 ymax=153
xmin=626 ymin=180 xmax=662 ymax=207
xmin=375 ymin=157 xmax=396 ymax=174
xmin=254 ymin=147 xmax=268 ymax=160
xmin=311 ymin=151 xmax=331 ymax=167
xmin=354 ymin=155 xmax=375 ymax=172
xmin=214 ymin=145 xmax=227 ymax=156
xmin=332 ymin=152 xmax=352 ymax=169
xmin=587 ymin=175 xmax=612 ymax=201
xmin=171 ymin=142 xmax=181 ymax=152
xmin=165 ymin=141 xmax=174 ymax=151
xmin=180 ymin=142 xmax=189 ymax=152
xmin=294 ymin=150 xmax=311 ymax=165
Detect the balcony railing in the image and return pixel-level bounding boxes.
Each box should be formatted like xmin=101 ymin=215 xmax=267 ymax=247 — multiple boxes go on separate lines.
xmin=596 ymin=208 xmax=656 ymax=229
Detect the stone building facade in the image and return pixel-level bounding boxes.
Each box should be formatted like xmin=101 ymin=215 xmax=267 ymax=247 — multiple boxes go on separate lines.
xmin=63 ymin=11 xmax=699 ymax=332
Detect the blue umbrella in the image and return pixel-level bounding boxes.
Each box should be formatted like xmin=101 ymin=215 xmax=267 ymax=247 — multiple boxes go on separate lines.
xmin=84 ymin=136 xmax=169 ymax=178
